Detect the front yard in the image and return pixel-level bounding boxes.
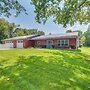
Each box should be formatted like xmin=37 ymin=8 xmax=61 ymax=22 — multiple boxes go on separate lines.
xmin=0 ymin=47 xmax=90 ymax=90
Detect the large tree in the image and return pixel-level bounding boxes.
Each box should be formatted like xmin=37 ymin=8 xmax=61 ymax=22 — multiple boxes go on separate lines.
xmin=83 ymin=26 xmax=90 ymax=46
xmin=31 ymin=0 xmax=90 ymax=27
xmin=66 ymin=30 xmax=82 ymax=36
xmin=0 ymin=18 xmax=10 ymax=43
xmin=14 ymin=28 xmax=45 ymax=36
xmin=0 ymin=0 xmax=90 ymax=27
xmin=0 ymin=0 xmax=27 ymax=17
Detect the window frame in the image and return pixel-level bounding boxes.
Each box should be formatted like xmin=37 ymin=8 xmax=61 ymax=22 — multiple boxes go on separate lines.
xmin=57 ymin=40 xmax=69 ymax=47
xmin=37 ymin=41 xmax=41 ymax=45
xmin=47 ymin=40 xmax=53 ymax=45
xmin=17 ymin=40 xmax=23 ymax=43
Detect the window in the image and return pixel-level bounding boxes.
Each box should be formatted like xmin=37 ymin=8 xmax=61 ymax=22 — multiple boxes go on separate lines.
xmin=47 ymin=40 xmax=53 ymax=45
xmin=6 ymin=41 xmax=9 ymax=43
xmin=57 ymin=40 xmax=69 ymax=46
xmin=10 ymin=41 xmax=12 ymax=43
xmin=18 ymin=40 xmax=23 ymax=43
xmin=37 ymin=41 xmax=41 ymax=45
xmin=65 ymin=40 xmax=68 ymax=46
xmin=20 ymin=41 xmax=23 ymax=43
xmin=18 ymin=41 xmax=20 ymax=43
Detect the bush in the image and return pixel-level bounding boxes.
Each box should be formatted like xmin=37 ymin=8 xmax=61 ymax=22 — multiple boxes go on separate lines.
xmin=70 ymin=45 xmax=76 ymax=49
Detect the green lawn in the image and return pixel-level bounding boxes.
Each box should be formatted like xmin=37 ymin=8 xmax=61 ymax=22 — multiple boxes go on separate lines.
xmin=0 ymin=47 xmax=90 ymax=90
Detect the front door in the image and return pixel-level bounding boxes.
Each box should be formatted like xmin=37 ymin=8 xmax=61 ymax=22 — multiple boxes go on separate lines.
xmin=47 ymin=40 xmax=53 ymax=48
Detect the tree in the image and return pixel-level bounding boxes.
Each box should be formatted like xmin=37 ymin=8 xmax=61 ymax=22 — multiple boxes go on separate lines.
xmin=37 ymin=31 xmax=45 ymax=35
xmin=0 ymin=18 xmax=45 ymax=43
xmin=0 ymin=0 xmax=90 ymax=27
xmin=81 ymin=35 xmax=86 ymax=45
xmin=0 ymin=0 xmax=27 ymax=17
xmin=66 ymin=30 xmax=82 ymax=36
xmin=14 ymin=28 xmax=45 ymax=36
xmin=0 ymin=18 xmax=10 ymax=43
xmin=31 ymin=0 xmax=90 ymax=27
xmin=14 ymin=28 xmax=25 ymax=36
xmin=83 ymin=27 xmax=90 ymax=46
xmin=66 ymin=30 xmax=72 ymax=33
xmin=73 ymin=30 xmax=82 ymax=36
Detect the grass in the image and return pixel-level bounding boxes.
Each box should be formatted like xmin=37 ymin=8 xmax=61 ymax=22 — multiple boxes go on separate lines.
xmin=0 ymin=47 xmax=90 ymax=90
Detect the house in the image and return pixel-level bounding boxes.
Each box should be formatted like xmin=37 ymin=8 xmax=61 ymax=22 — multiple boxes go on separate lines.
xmin=1 ymin=35 xmax=39 ymax=48
xmin=1 ymin=32 xmax=79 ymax=49
xmin=31 ymin=32 xmax=79 ymax=49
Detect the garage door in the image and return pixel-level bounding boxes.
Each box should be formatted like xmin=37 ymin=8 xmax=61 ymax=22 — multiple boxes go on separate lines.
xmin=17 ymin=40 xmax=23 ymax=48
xmin=5 ymin=41 xmax=13 ymax=48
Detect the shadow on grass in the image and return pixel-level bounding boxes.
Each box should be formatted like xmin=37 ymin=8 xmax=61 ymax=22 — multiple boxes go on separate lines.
xmin=0 ymin=51 xmax=90 ymax=90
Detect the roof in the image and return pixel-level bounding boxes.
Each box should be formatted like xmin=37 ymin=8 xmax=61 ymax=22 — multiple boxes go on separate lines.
xmin=31 ymin=32 xmax=78 ymax=40
xmin=2 ymin=34 xmax=39 ymax=41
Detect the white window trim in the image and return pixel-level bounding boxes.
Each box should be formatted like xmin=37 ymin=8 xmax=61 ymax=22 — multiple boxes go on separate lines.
xmin=47 ymin=40 xmax=53 ymax=45
xmin=57 ymin=40 xmax=69 ymax=47
xmin=37 ymin=41 xmax=41 ymax=45
xmin=17 ymin=40 xmax=23 ymax=43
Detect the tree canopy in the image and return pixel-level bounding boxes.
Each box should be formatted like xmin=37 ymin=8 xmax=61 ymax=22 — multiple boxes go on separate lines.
xmin=31 ymin=0 xmax=90 ymax=27
xmin=0 ymin=0 xmax=90 ymax=27
xmin=0 ymin=0 xmax=27 ymax=17
xmin=82 ymin=26 xmax=90 ymax=46
xmin=66 ymin=29 xmax=82 ymax=36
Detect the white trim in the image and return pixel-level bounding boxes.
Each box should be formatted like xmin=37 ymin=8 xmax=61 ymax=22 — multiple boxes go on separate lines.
xmin=47 ymin=40 xmax=53 ymax=45
xmin=76 ymin=37 xmax=79 ymax=49
xmin=57 ymin=40 xmax=69 ymax=47
xmin=17 ymin=40 xmax=23 ymax=48
xmin=37 ymin=41 xmax=41 ymax=45
xmin=4 ymin=41 xmax=14 ymax=48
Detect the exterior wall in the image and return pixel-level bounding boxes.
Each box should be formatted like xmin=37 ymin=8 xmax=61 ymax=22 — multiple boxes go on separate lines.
xmin=35 ymin=40 xmax=47 ymax=48
xmin=1 ymin=37 xmax=78 ymax=49
xmin=30 ymin=40 xmax=35 ymax=47
xmin=2 ymin=41 xmax=5 ymax=44
xmin=34 ymin=38 xmax=77 ymax=49
xmin=69 ymin=38 xmax=76 ymax=46
xmin=13 ymin=40 xmax=17 ymax=48
xmin=35 ymin=40 xmax=46 ymax=46
xmin=23 ymin=39 xmax=29 ymax=48
xmin=2 ymin=39 xmax=31 ymax=48
xmin=24 ymin=38 xmax=37 ymax=48
xmin=23 ymin=39 xmax=35 ymax=48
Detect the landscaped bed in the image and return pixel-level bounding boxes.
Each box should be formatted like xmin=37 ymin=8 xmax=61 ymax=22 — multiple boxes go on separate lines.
xmin=0 ymin=47 xmax=90 ymax=90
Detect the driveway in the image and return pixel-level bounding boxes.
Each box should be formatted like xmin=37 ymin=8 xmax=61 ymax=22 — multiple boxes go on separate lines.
xmin=0 ymin=48 xmax=12 ymax=50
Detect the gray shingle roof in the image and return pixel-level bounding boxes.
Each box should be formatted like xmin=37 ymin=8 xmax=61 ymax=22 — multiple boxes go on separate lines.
xmin=31 ymin=32 xmax=78 ymax=40
xmin=2 ymin=34 xmax=38 ymax=41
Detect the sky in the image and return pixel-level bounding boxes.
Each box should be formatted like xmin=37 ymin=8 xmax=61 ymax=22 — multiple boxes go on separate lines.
xmin=3 ymin=0 xmax=89 ymax=34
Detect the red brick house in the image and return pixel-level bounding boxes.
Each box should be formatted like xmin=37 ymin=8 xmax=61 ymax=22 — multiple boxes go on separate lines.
xmin=1 ymin=32 xmax=79 ymax=49
xmin=31 ymin=32 xmax=79 ymax=49
xmin=1 ymin=35 xmax=39 ymax=48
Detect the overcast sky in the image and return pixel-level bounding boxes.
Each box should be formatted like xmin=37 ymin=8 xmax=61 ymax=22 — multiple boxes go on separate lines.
xmin=3 ymin=0 xmax=89 ymax=34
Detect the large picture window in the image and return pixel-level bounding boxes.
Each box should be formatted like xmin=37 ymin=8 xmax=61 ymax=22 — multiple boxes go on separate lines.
xmin=57 ymin=40 xmax=69 ymax=47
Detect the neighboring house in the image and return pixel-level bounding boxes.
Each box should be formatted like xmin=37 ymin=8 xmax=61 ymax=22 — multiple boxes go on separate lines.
xmin=1 ymin=32 xmax=79 ymax=49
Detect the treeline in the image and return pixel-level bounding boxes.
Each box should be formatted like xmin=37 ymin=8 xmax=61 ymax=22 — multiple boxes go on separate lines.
xmin=66 ymin=27 xmax=90 ymax=46
xmin=81 ymin=27 xmax=90 ymax=46
xmin=0 ymin=18 xmax=45 ymax=43
xmin=14 ymin=28 xmax=45 ymax=37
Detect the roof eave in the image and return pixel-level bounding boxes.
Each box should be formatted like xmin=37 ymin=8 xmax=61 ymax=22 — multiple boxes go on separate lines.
xmin=32 ymin=36 xmax=78 ymax=40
